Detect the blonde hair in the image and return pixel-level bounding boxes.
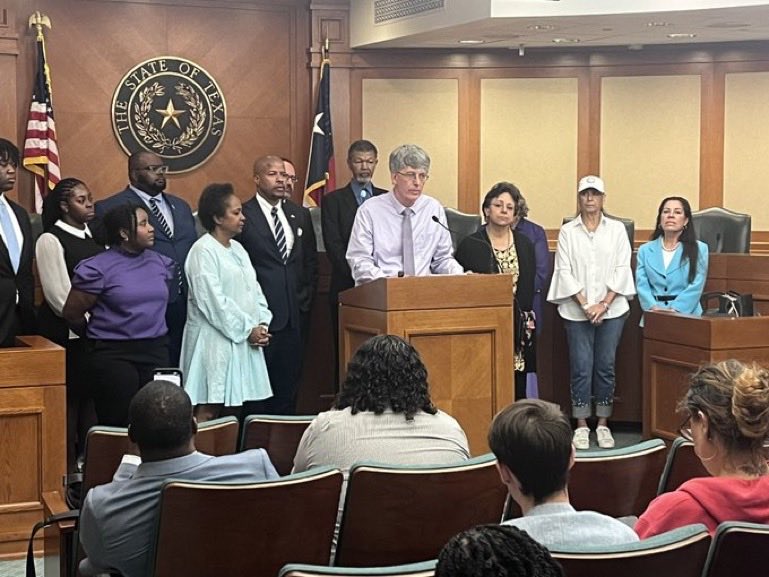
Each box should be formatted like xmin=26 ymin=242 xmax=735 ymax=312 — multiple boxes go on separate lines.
xmin=681 ymin=360 xmax=769 ymax=474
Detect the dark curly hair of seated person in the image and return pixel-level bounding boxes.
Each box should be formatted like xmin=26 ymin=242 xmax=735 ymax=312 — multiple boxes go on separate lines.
xmin=436 ymin=524 xmax=564 ymax=577
xmin=334 ymin=334 xmax=437 ymax=420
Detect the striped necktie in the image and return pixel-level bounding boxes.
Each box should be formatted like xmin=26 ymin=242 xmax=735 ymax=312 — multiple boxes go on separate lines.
xmin=272 ymin=206 xmax=288 ymax=263
xmin=149 ymin=197 xmax=173 ymax=239
xmin=149 ymin=197 xmax=183 ymax=294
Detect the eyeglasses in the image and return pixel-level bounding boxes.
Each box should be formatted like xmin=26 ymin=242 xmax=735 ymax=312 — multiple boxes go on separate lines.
xmin=678 ymin=414 xmax=694 ymax=442
xmin=281 ymin=173 xmax=298 ymax=183
xmin=490 ymin=202 xmax=516 ymax=211
xmin=141 ymin=165 xmax=169 ymax=174
xmin=397 ymin=171 xmax=429 ymax=183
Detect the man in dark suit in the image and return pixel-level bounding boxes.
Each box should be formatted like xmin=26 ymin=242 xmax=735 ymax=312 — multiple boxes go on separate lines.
xmin=238 ymin=155 xmax=316 ymax=414
xmin=282 ymin=157 xmax=318 ymax=348
xmin=321 ymin=140 xmax=386 ymax=382
xmin=94 ymin=151 xmax=197 ymax=365
xmin=0 ymin=139 xmax=35 ymax=347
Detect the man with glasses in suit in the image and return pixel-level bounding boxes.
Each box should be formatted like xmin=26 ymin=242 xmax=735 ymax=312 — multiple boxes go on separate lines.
xmin=95 ymin=151 xmax=197 ymax=365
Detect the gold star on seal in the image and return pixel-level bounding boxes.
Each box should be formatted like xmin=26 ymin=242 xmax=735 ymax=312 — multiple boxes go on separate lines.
xmin=156 ymin=99 xmax=186 ymax=129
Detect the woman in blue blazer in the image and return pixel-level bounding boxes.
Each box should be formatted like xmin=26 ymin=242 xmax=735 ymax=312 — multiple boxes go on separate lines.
xmin=636 ymin=196 xmax=708 ymax=323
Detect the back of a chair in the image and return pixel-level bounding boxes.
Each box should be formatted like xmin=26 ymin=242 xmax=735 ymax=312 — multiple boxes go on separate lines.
xmin=336 ymin=454 xmax=507 ymax=567
xmin=151 ymin=467 xmax=343 ymax=577
xmin=657 ymin=437 xmax=710 ymax=495
xmin=194 ymin=415 xmax=240 ymax=456
xmin=691 ymin=207 xmax=751 ymax=253
xmin=279 ymin=560 xmax=437 ymax=577
xmin=702 ymin=521 xmax=769 ymax=577
xmin=569 ymin=439 xmax=667 ymax=517
xmin=551 ymin=524 xmax=711 ymax=577
xmin=240 ymin=414 xmax=314 ymax=476
xmin=82 ymin=426 xmax=133 ymax=494
xmin=445 ymin=207 xmax=481 ymax=251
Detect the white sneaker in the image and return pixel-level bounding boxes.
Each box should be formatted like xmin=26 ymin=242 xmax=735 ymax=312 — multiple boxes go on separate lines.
xmin=573 ymin=427 xmax=590 ymax=450
xmin=596 ymin=426 xmax=615 ymax=449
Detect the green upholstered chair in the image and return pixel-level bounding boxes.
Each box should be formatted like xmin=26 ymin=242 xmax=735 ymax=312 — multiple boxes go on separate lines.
xmin=151 ymin=467 xmax=343 ymax=577
xmin=445 ymin=207 xmax=481 ymax=251
xmin=550 ymin=523 xmax=711 ymax=577
xmin=656 ymin=436 xmax=710 ymax=495
xmin=279 ymin=560 xmax=437 ymax=577
xmin=336 ymin=454 xmax=506 ymax=567
xmin=239 ymin=414 xmax=315 ymax=476
xmin=701 ymin=521 xmax=769 ymax=577
xmin=568 ymin=438 xmax=667 ymax=518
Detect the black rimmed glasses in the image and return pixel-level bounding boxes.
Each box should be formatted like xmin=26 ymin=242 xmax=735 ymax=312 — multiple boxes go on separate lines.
xmin=678 ymin=414 xmax=694 ymax=442
xmin=142 ymin=165 xmax=169 ymax=174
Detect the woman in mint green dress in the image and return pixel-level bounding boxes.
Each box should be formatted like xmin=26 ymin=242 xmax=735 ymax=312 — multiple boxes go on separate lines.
xmin=181 ymin=183 xmax=272 ymax=421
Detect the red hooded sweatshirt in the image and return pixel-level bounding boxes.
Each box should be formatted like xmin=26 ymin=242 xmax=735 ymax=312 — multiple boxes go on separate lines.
xmin=635 ymin=475 xmax=769 ymax=538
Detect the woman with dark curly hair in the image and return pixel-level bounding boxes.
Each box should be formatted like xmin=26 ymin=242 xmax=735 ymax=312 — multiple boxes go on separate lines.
xmin=293 ymin=335 xmax=469 ymax=474
xmin=293 ymin=335 xmax=470 ymax=548
xmin=436 ymin=524 xmax=564 ymax=577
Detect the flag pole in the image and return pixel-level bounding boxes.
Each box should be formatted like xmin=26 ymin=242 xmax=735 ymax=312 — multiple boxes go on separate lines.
xmin=28 ymin=12 xmax=53 ymax=104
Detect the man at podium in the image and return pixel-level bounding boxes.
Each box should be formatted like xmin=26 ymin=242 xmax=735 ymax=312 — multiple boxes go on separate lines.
xmin=346 ymin=144 xmax=464 ymax=285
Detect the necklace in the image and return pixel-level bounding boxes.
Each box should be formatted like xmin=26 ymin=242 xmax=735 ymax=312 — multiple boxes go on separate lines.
xmin=662 ymin=241 xmax=680 ymax=252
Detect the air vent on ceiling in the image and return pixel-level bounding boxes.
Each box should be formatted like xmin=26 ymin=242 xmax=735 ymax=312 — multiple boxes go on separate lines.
xmin=374 ymin=0 xmax=445 ymax=24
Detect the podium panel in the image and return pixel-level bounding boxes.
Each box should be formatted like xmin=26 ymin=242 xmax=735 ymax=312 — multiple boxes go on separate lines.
xmin=339 ymin=275 xmax=514 ymax=456
xmin=0 ymin=336 xmax=65 ymax=558
xmin=643 ymin=313 xmax=769 ymax=440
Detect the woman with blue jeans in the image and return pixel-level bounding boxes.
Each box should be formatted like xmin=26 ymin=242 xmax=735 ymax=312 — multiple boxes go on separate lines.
xmin=547 ymin=175 xmax=636 ymax=450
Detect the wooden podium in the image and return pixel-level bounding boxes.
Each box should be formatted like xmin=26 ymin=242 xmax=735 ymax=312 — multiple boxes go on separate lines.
xmin=643 ymin=312 xmax=769 ymax=440
xmin=0 ymin=336 xmax=65 ymax=557
xmin=339 ymin=274 xmax=514 ymax=455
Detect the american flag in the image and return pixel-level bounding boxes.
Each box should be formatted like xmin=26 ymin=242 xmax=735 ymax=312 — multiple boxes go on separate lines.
xmin=303 ymin=57 xmax=335 ymax=207
xmin=23 ymin=27 xmax=60 ymax=213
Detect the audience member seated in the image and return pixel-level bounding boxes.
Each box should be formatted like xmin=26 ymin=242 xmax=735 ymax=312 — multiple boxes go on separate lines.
xmin=455 ymin=182 xmax=535 ymax=400
xmin=181 ymin=183 xmax=272 ymax=422
xmin=63 ymin=203 xmax=175 ymax=426
xmin=78 ymin=380 xmax=278 ymax=577
xmin=292 ymin=334 xmax=470 ymax=545
xmin=490 ymin=399 xmax=639 ymax=548
xmin=435 ymin=524 xmax=564 ymax=577
xmin=636 ymin=360 xmax=769 ymax=537
xmin=636 ymin=196 xmax=708 ymax=325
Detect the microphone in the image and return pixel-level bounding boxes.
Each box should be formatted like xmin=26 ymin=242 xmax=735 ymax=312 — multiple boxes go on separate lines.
xmin=432 ymin=215 xmax=501 ymax=273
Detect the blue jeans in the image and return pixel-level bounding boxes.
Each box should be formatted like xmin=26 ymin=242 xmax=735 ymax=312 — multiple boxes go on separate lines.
xmin=563 ymin=313 xmax=628 ymax=419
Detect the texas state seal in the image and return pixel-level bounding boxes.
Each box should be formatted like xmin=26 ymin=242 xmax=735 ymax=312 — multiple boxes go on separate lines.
xmin=111 ymin=56 xmax=226 ymax=173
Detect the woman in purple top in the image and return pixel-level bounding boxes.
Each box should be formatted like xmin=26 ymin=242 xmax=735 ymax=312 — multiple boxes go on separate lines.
xmin=64 ymin=204 xmax=175 ymax=426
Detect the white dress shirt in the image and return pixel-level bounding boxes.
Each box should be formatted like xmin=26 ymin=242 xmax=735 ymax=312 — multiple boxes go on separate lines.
xmin=130 ymin=186 xmax=174 ymax=235
xmin=255 ymin=194 xmax=295 ymax=253
xmin=547 ymin=214 xmax=636 ymax=321
xmin=346 ymin=191 xmax=464 ymax=286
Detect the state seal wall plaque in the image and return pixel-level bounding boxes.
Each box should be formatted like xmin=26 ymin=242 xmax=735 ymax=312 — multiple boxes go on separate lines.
xmin=111 ymin=56 xmax=226 ymax=173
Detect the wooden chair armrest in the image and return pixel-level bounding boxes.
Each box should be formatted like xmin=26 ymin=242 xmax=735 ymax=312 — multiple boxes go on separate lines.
xmin=42 ymin=491 xmax=78 ymax=531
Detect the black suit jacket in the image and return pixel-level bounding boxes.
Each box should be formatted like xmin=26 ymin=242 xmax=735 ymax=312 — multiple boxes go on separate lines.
xmin=454 ymin=227 xmax=536 ymax=313
xmin=0 ymin=198 xmax=35 ymax=346
xmin=321 ymin=183 xmax=387 ymax=298
xmin=237 ymin=197 xmax=316 ymax=332
xmin=94 ymin=187 xmax=197 ymax=303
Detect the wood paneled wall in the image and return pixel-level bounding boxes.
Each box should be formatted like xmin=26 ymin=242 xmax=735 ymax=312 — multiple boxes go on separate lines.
xmin=1 ymin=0 xmax=311 ymax=209
xmin=309 ymin=1 xmax=769 ymax=250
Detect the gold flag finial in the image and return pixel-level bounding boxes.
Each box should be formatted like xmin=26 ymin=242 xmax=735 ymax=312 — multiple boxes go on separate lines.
xmin=28 ymin=11 xmax=51 ymax=41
